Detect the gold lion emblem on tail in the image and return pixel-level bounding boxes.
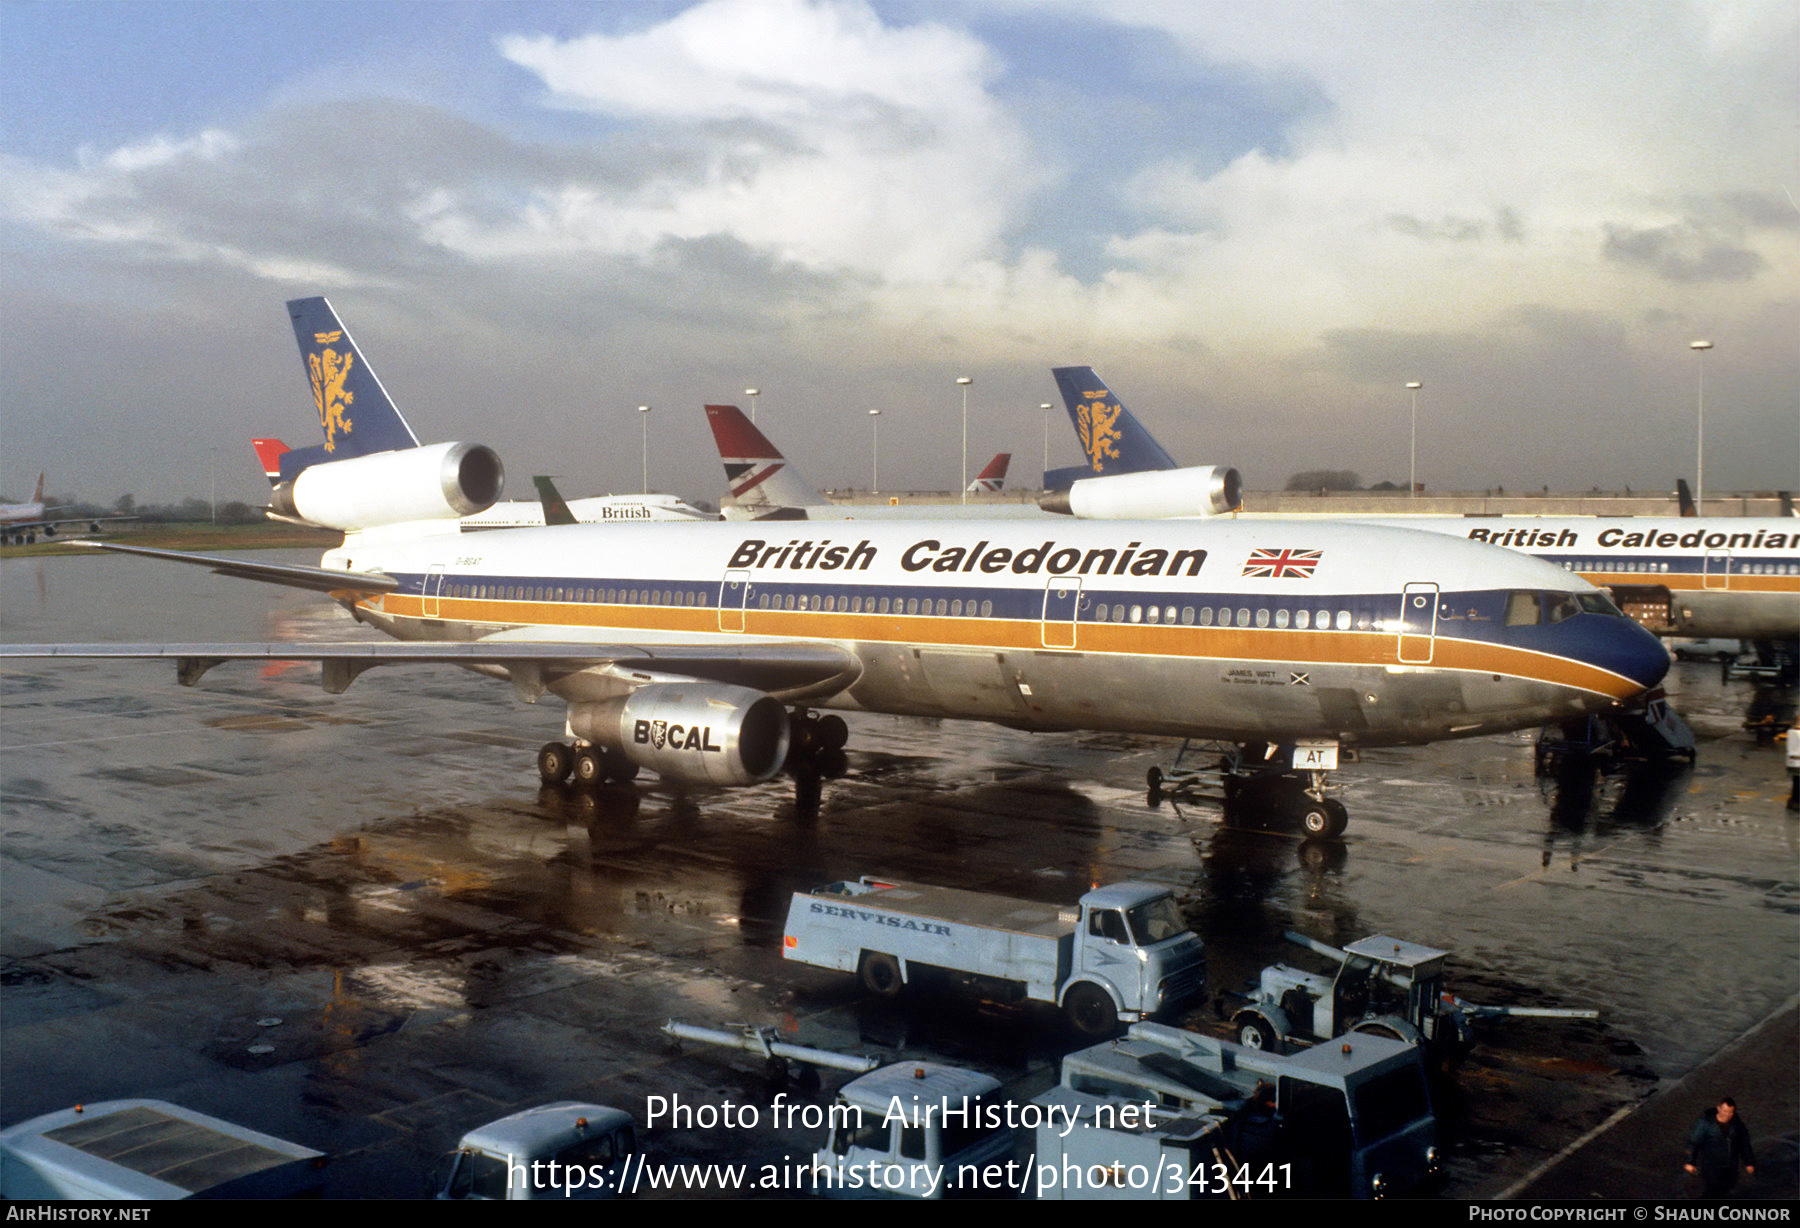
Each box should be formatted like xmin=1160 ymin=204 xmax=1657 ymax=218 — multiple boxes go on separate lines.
xmin=1077 ymin=392 xmax=1123 ymax=472
xmin=308 ymin=346 xmax=355 ymax=452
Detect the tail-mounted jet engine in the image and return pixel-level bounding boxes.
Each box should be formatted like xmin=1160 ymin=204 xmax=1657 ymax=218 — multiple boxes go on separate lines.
xmin=270 ymin=441 xmax=503 ymax=530
xmin=1039 ymin=465 xmax=1242 ymax=520
xmin=565 ymin=683 xmax=791 ymax=786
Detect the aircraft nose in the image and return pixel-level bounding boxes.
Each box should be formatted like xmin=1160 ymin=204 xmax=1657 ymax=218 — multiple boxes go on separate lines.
xmin=1608 ymin=618 xmax=1672 ymax=693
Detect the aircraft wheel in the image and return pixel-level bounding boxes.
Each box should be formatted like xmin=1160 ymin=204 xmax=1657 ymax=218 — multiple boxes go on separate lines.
xmin=1300 ymin=799 xmax=1348 ymax=839
xmin=815 ymin=714 xmax=848 ymax=752
xmin=1234 ymin=1013 xmax=1281 ymax=1053
xmin=573 ymin=746 xmax=605 ymax=786
xmin=537 ymin=742 xmax=574 ymax=784
xmin=859 ymin=952 xmax=903 ymax=999
xmin=1064 ymin=984 xmax=1119 ymax=1038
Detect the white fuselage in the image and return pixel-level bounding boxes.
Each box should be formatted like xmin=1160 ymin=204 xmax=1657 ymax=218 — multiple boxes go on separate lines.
xmin=1357 ymin=517 xmax=1800 ymax=640
xmin=325 ymin=517 xmax=1668 ymax=749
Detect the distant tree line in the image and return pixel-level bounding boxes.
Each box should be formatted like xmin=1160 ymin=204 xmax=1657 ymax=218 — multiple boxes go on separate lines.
xmin=41 ymin=491 xmax=264 ymax=525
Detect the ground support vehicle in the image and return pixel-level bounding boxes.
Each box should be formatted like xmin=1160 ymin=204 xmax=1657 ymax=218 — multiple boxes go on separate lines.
xmin=432 ymin=1102 xmax=637 ymax=1200
xmin=1536 ymin=690 xmax=1695 ymax=772
xmin=1226 ymin=932 xmax=1597 ymax=1063
xmin=1030 ymin=1086 xmax=1244 ymax=1201
xmin=0 ymin=1100 xmax=326 ymax=1199
xmin=783 ymin=876 xmax=1205 ymax=1036
xmin=1055 ymin=1021 xmax=1439 ymax=1198
xmin=1146 ymin=739 xmax=1351 ymax=837
xmin=661 ymin=1018 xmax=879 ymax=1091
xmin=811 ymin=1062 xmax=1019 ymax=1198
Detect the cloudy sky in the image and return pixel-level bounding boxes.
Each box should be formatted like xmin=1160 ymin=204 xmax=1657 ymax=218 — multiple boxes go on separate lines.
xmin=2 ymin=0 xmax=1795 ymax=508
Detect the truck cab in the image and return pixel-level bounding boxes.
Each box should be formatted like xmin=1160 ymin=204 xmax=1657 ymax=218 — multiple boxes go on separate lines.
xmin=1068 ymin=882 xmax=1206 ymax=1030
xmin=813 ymin=1063 xmax=1017 ymax=1198
xmin=433 ymin=1102 xmax=636 ymax=1200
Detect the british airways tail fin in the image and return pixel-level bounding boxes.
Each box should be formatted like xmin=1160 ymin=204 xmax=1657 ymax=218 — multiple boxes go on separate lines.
xmin=703 ymin=404 xmax=827 ymax=510
xmin=967 ymin=453 xmax=1010 ymax=493
xmin=251 ymin=439 xmax=290 ymax=488
xmin=277 ymin=297 xmax=422 ymax=482
xmin=1047 ymin=366 xmax=1179 ymax=487
xmin=532 ymin=476 xmax=580 ymax=527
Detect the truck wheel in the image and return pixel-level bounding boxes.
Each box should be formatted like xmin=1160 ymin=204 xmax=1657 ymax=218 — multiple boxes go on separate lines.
xmin=1064 ymin=984 xmax=1119 ymax=1037
xmin=859 ymin=953 xmax=903 ymax=998
xmin=1350 ymin=1016 xmax=1422 ymax=1046
xmin=1235 ymin=1012 xmax=1281 ymax=1052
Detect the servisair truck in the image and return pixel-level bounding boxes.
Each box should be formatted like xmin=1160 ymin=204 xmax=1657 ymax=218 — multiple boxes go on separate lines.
xmin=782 ymin=877 xmax=1205 ymax=1036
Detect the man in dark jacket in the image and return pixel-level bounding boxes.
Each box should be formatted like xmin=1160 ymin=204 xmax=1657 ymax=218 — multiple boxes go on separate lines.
xmin=1685 ymin=1097 xmax=1756 ymax=1197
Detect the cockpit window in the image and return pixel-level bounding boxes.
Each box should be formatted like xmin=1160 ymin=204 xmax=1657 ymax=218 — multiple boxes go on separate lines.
xmin=1577 ymin=592 xmax=1623 ymax=617
xmin=1546 ymin=594 xmax=1581 ymax=624
xmin=1504 ymin=591 xmax=1542 ymax=626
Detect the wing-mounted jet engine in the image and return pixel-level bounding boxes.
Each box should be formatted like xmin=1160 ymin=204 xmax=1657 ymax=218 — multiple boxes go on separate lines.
xmin=557 ymin=684 xmax=793 ymax=788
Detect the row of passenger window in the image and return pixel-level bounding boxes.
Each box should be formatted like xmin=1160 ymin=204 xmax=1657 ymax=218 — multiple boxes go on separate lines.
xmin=442 ymin=581 xmax=1386 ymax=632
xmin=1567 ymin=560 xmax=1799 ymax=576
xmin=755 ymin=593 xmax=998 ymax=617
xmin=444 ymin=582 xmax=712 ymax=607
xmin=1089 ymin=603 xmax=1369 ymax=630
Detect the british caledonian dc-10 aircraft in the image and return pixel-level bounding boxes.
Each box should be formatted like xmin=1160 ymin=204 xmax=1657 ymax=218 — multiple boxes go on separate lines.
xmin=1046 ymin=367 xmax=1800 ymax=643
xmin=10 ymin=299 xmax=1671 ymax=838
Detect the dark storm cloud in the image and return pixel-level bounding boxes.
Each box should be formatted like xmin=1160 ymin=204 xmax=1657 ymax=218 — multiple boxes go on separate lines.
xmin=1602 ymin=221 xmax=1767 ymax=284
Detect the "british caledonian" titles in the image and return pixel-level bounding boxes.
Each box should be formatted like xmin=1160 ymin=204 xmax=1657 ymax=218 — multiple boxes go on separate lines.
xmin=726 ymin=538 xmax=1209 ymax=578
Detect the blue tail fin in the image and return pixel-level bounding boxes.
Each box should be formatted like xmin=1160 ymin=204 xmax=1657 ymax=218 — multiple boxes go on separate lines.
xmin=276 ymin=297 xmax=422 ymax=482
xmin=1046 ymin=366 xmax=1179 ymax=487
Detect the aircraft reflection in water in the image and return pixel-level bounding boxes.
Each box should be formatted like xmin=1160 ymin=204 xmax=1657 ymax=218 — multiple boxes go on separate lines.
xmin=5 ymin=298 xmax=1671 ymax=839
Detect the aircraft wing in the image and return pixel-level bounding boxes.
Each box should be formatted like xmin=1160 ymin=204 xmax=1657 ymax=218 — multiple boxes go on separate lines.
xmin=68 ymin=540 xmax=399 ymax=595
xmin=0 ymin=639 xmax=863 ymax=703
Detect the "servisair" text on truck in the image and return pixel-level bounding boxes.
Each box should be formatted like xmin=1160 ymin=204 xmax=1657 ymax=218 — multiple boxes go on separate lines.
xmin=782 ymin=877 xmax=1205 ymax=1035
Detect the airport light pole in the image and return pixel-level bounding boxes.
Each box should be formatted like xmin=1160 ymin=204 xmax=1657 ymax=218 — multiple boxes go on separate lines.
xmin=1690 ymin=341 xmax=1712 ymax=512
xmin=869 ymin=409 xmax=881 ymax=492
xmin=638 ymin=405 xmax=651 ymax=493
xmin=956 ymin=376 xmax=973 ymax=503
xmin=745 ymin=387 xmax=760 ymax=424
xmin=1405 ymin=381 xmax=1423 ymax=499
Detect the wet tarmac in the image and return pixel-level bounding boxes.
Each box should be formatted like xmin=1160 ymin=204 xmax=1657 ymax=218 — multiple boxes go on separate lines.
xmin=2 ymin=551 xmax=1796 ymax=1199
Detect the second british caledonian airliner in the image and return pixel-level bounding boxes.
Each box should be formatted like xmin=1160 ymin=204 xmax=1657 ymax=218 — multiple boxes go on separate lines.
xmin=11 ymin=298 xmax=1671 ymax=838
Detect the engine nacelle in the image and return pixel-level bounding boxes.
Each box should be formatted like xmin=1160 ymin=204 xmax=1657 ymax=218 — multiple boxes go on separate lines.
xmin=270 ymin=441 xmax=504 ymax=530
xmin=1039 ymin=465 xmax=1242 ymax=520
xmin=565 ymin=684 xmax=790 ymax=786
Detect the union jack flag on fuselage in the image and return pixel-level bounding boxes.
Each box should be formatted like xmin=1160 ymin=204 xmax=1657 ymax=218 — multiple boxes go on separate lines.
xmin=1242 ymin=548 xmax=1323 ymax=579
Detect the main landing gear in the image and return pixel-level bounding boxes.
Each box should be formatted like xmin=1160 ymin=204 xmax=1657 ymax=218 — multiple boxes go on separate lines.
xmin=536 ymin=741 xmax=640 ymax=787
xmin=1147 ymin=740 xmax=1350 ymax=838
